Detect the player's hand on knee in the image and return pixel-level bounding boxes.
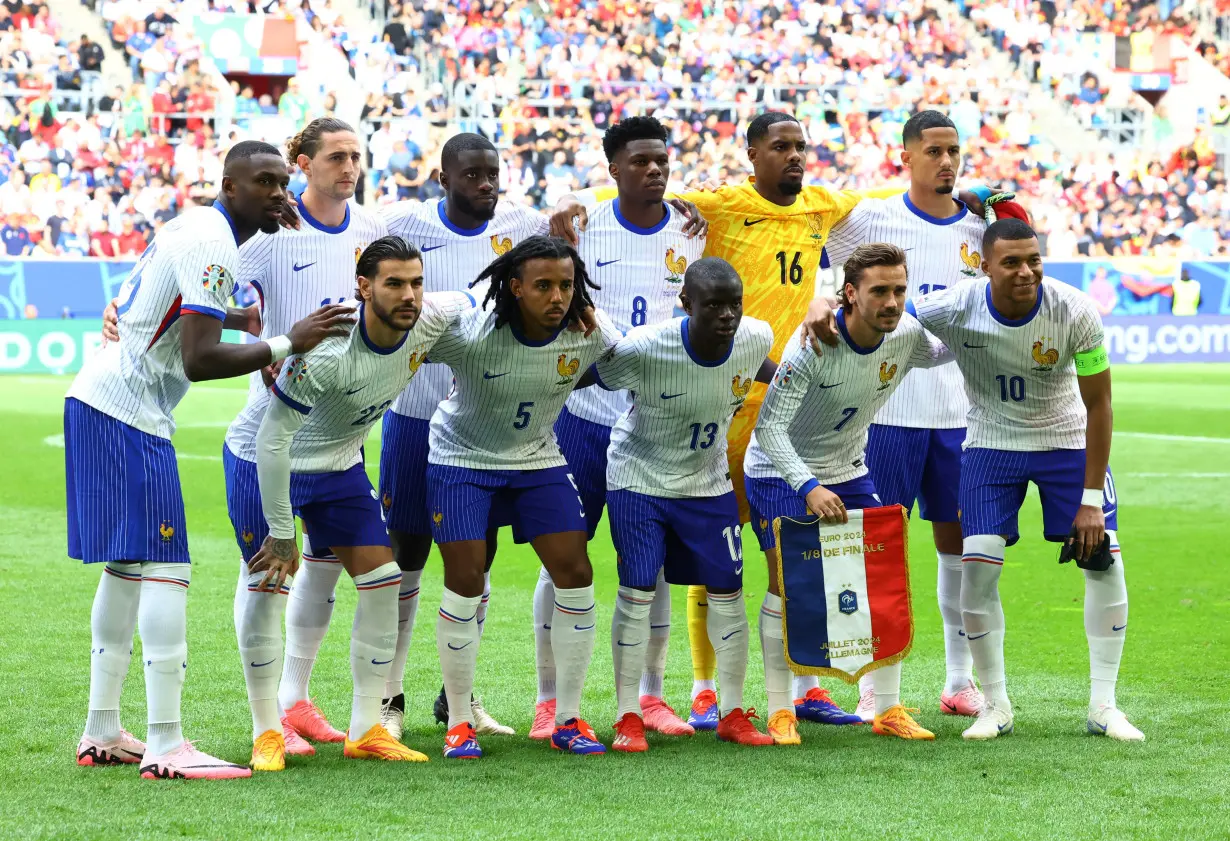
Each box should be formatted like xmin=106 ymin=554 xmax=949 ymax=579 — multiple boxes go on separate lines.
xmin=1070 ymin=505 xmax=1106 ymax=563
xmin=806 ymin=485 xmax=847 ymax=525
xmin=287 ymin=303 xmax=358 ymax=353
xmin=801 ymin=296 xmax=840 ymax=353
xmin=250 ymin=536 xmax=300 ymax=592
xmin=549 ymin=199 xmax=587 ymax=246
xmin=102 ymin=298 xmax=120 ymax=345
xmin=667 ymin=198 xmax=708 ymax=238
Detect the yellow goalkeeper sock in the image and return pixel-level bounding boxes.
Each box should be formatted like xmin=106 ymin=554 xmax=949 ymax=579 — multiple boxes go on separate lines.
xmin=686 ymin=585 xmax=715 ymax=686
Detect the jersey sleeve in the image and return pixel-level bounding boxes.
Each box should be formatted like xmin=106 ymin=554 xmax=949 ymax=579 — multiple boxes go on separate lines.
xmin=910 ymin=287 xmax=959 ymax=341
xmin=904 ymin=318 xmax=953 ymax=370
xmin=235 ymin=235 xmax=272 ymax=305
xmin=255 ymin=394 xmax=307 ymax=540
xmin=423 ymin=316 xmax=467 ymax=368
xmin=379 ymin=200 xmax=424 ymax=239
xmin=823 ymin=198 xmax=883 ymax=266
xmin=754 ymin=344 xmax=821 ymax=493
xmin=177 ymin=238 xmax=239 ymax=320
xmin=270 ymin=347 xmax=334 ymax=415
xmin=750 ymin=318 xmax=776 ymax=361
xmin=1070 ymin=293 xmax=1106 ymax=354
xmin=594 ymin=328 xmax=647 ymax=392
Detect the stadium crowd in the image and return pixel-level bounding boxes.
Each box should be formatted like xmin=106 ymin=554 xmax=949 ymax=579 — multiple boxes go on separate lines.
xmin=2 ymin=0 xmax=1230 ymax=258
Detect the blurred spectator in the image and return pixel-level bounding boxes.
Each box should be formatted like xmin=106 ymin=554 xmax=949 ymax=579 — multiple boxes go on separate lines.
xmin=1 ymin=212 xmax=32 ymax=255
xmin=116 ymin=216 xmax=147 ymax=255
xmin=89 ymin=220 xmax=119 ymax=258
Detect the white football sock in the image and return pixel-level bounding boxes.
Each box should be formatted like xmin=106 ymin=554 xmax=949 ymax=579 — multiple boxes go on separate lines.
xmin=691 ymin=679 xmax=715 ymax=699
xmin=961 ymin=535 xmax=1009 ymax=709
xmin=139 ymin=562 xmax=191 ymax=756
xmin=279 ymin=554 xmax=343 ymax=710
xmin=384 ymin=568 xmax=422 ymax=699
xmin=532 ymin=567 xmax=556 ymax=702
xmin=640 ymin=571 xmax=670 ymax=699
xmin=1084 ymin=530 xmax=1127 ymax=710
xmin=348 ymin=563 xmax=400 ymax=739
xmin=552 ymin=585 xmax=596 ymax=725
xmin=238 ymin=567 xmax=287 ymax=739
xmin=858 ymin=673 xmax=873 ymax=696
xmin=872 ymin=663 xmax=902 ymax=715
xmin=612 ymin=587 xmax=653 ymax=717
xmin=938 ymin=550 xmax=974 ymax=693
xmin=85 ymin=562 xmax=142 ymax=742
xmin=477 ymin=571 xmax=491 ymax=638
xmin=436 ymin=587 xmax=481 ymax=728
xmin=707 ymin=590 xmax=748 ymax=715
xmin=793 ymin=675 xmax=819 ymax=699
xmin=758 ymin=593 xmax=792 ymax=716
xmin=232 ymin=559 xmax=247 ymax=646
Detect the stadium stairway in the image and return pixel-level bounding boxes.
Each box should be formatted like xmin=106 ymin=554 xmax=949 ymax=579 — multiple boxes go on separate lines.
xmin=45 ymin=0 xmax=131 ymax=92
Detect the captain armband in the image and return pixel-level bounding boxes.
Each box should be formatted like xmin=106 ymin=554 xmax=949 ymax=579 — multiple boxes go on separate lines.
xmin=1074 ymin=345 xmax=1109 ymax=376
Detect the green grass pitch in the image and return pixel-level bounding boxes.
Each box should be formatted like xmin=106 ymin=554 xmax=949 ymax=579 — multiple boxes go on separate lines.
xmin=1 ymin=366 xmax=1228 ymax=840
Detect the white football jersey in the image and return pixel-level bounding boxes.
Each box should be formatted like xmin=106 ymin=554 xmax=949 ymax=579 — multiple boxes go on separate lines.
xmin=912 ymin=277 xmax=1104 ymax=452
xmin=428 ymin=306 xmax=620 ymax=471
xmin=565 ymin=199 xmax=705 ymax=427
xmin=66 ymin=204 xmax=241 ymax=439
xmin=269 ymin=292 xmax=473 ymax=473
xmin=746 ymin=311 xmax=949 ymax=489
xmin=382 ymin=198 xmax=549 ymax=421
xmin=223 ymin=200 xmax=388 ymax=462
xmin=600 ymin=316 xmax=773 ymax=498
xmin=825 ymin=194 xmax=987 ymax=429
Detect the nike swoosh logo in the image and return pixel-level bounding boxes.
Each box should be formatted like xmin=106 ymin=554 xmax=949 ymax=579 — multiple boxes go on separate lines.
xmin=999 ymin=721 xmax=1013 ymax=732
xmin=293 ymin=262 xmax=315 ymax=272
xmin=734 ymin=565 xmax=743 ymax=575
xmin=484 ymin=371 xmax=510 ymax=379
xmin=721 ymin=630 xmax=741 ymax=640
xmin=1112 ymin=624 xmax=1127 ymax=631
xmin=371 ymin=658 xmax=392 ymax=665
xmin=967 ymin=632 xmax=990 ymax=641
xmin=447 ymin=641 xmax=472 ymax=651
xmin=958 ymin=630 xmax=967 ymax=637
xmin=327 ymin=597 xmax=335 ymax=604
xmin=422 ymin=244 xmax=445 ymax=252
xmin=574 ymin=624 xmax=595 ymax=631
xmin=250 ymin=659 xmax=275 ymax=668
xmin=596 ymin=258 xmax=620 ymax=267
xmin=963 ymin=342 xmax=988 ymax=349
xmin=743 ymin=219 xmax=765 ymax=226
xmin=345 ymin=386 xmax=366 ymax=395
xmin=615 ymin=639 xmax=641 ymax=647
xmin=661 ymin=391 xmax=686 ymax=400
xmin=817 ymin=382 xmax=843 ymax=389
xmin=541 ymin=624 xmax=551 ymax=630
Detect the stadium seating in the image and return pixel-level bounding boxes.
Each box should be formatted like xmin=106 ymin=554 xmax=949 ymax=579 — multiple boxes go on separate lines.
xmin=1 ymin=0 xmax=1226 ymax=260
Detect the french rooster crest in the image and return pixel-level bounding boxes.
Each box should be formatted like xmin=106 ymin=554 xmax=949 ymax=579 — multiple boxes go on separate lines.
xmin=556 ymin=354 xmax=581 ymax=384
xmin=1032 ymin=339 xmax=1059 ymax=370
xmin=959 ymin=243 xmax=981 ymax=276
xmin=159 ymin=522 xmax=175 ymax=542
xmin=490 ymin=235 xmax=512 ymax=255
xmin=665 ymin=248 xmax=687 ymax=283
xmin=731 ymin=373 xmax=753 ymax=405
xmin=877 ymin=361 xmax=898 ymax=390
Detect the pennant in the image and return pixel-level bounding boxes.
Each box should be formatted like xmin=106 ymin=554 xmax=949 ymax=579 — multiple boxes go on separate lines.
xmin=773 ymin=505 xmax=913 ymax=683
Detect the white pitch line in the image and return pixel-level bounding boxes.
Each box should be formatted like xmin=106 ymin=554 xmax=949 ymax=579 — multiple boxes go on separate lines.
xmin=1118 ymin=432 xmax=1230 ymax=445
xmin=1123 ymin=472 xmax=1230 ymax=478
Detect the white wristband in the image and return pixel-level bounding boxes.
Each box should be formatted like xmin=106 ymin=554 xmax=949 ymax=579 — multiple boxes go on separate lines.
xmin=1081 ymin=488 xmax=1103 ymax=508
xmin=267 ymin=335 xmax=293 ymax=364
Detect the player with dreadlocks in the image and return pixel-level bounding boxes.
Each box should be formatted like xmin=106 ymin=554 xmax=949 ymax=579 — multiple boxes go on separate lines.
xmin=423 ymin=234 xmax=619 ymax=759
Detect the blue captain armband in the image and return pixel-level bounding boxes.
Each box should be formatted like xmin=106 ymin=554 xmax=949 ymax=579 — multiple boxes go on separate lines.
xmin=1074 ymin=345 xmax=1109 ymax=376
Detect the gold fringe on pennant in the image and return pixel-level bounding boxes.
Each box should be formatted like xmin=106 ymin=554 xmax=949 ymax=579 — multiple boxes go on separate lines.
xmin=773 ymin=506 xmax=914 ymax=685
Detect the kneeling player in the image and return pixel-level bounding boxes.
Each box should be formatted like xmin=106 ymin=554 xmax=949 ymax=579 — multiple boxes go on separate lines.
xmin=247 ymin=237 xmax=475 ymax=769
xmin=911 ymin=219 xmax=1141 ymax=742
xmin=745 ymin=243 xmax=948 ymax=745
xmin=426 ymin=236 xmax=619 ymax=758
xmin=595 ymin=257 xmax=775 ymax=750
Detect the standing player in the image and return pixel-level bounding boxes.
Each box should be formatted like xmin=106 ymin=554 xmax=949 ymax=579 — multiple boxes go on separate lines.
xmin=909 ymin=219 xmax=1141 ymax=742
xmin=745 ymin=243 xmax=948 ymax=745
xmin=246 ymin=236 xmax=475 ymax=770
xmin=67 ymin=141 xmax=351 ymax=779
xmin=219 ymin=118 xmax=389 ymax=753
xmin=426 ymin=236 xmax=619 ymax=758
xmin=553 ymin=112 xmax=871 ymax=726
xmin=533 ymin=116 xmax=706 ymax=740
xmin=595 ymin=258 xmax=775 ymax=751
xmin=813 ymin=111 xmax=1010 ymax=720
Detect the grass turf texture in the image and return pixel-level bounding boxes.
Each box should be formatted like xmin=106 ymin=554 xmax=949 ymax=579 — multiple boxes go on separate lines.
xmin=1 ymin=367 xmax=1228 ymax=841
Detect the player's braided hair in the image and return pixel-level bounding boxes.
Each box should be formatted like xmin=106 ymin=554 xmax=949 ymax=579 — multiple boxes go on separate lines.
xmin=286 ymin=117 xmax=355 ymax=163
xmin=839 ymin=243 xmax=907 ymax=311
xmin=471 ymin=235 xmax=599 ymax=330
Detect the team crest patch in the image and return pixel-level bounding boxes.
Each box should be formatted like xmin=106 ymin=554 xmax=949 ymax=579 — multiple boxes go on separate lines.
xmin=490 ymin=235 xmax=512 ymax=255
xmin=287 ymin=357 xmax=308 ymax=383
xmin=959 ymin=243 xmax=980 ymax=277
xmin=877 ymin=361 xmax=898 ymax=390
xmin=201 ymin=264 xmax=231 ymax=291
xmin=774 ymin=362 xmax=794 ymax=387
xmin=159 ymin=521 xmax=175 ymax=543
xmin=433 ymin=512 xmax=444 ymax=526
xmin=806 ymin=212 xmax=825 ymax=244
xmin=665 ymin=248 xmax=686 ymax=283
xmin=382 ymin=492 xmax=392 ymax=510
xmin=1031 ymin=338 xmax=1059 ymax=371
xmin=241 ymin=528 xmax=254 ymax=546
xmin=355 ymin=245 xmax=363 ymax=264
xmin=731 ymin=373 xmax=753 ymax=407
xmin=556 ymin=354 xmax=581 ymax=385
xmin=838 ymin=588 xmax=858 ymax=615
xmin=408 ymin=350 xmax=427 ymax=375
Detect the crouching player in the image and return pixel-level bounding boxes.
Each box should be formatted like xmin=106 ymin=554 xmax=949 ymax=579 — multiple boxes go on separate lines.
xmin=592 ymin=257 xmax=775 ymax=751
xmin=745 ymin=243 xmax=949 ymax=745
xmin=425 ymin=236 xmax=620 ymax=758
xmin=910 ymin=219 xmax=1141 ymax=742
xmin=246 ymin=236 xmax=475 ymax=769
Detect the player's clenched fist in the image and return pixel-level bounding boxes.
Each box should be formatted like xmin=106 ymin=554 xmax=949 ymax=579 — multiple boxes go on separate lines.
xmin=805 ymin=484 xmax=848 ymax=525
xmin=287 ymin=303 xmax=356 ymax=353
